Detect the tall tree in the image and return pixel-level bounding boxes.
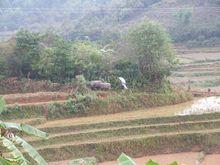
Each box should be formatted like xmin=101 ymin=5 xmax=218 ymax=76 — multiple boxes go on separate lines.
xmin=128 ymin=20 xmax=177 ymax=82
xmin=12 ymin=29 xmax=40 ymax=78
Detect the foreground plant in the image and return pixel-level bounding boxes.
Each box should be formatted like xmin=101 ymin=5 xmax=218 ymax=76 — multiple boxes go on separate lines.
xmin=0 ymin=96 xmax=48 ymax=164
xmin=0 ymin=120 xmax=49 ymax=165
xmin=117 ymin=153 xmax=178 ymax=165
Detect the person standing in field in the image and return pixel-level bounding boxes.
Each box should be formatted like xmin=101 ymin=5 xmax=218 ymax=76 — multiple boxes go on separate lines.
xmin=119 ymin=77 xmax=128 ymax=90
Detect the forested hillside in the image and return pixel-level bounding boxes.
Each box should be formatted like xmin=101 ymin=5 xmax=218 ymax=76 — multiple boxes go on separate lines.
xmin=0 ymin=0 xmax=220 ymax=46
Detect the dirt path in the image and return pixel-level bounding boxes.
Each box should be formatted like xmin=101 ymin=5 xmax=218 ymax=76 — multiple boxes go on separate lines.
xmin=100 ymin=152 xmax=220 ymax=165
xmin=3 ymin=92 xmax=69 ymax=105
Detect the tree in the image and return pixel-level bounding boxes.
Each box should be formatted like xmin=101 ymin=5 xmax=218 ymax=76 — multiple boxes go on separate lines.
xmin=128 ymin=20 xmax=177 ymax=83
xmin=174 ymin=8 xmax=192 ymax=26
xmin=0 ymin=96 xmax=48 ymax=165
xmin=36 ymin=34 xmax=111 ymax=82
xmin=36 ymin=34 xmax=74 ymax=82
xmin=72 ymin=41 xmax=109 ymax=80
xmin=12 ymin=29 xmax=40 ymax=78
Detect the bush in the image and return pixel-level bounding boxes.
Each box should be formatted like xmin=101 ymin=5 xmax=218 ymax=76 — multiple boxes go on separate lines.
xmin=11 ymin=29 xmax=41 ymax=78
xmin=73 ymin=75 xmax=89 ymax=94
xmin=128 ymin=20 xmax=177 ymax=83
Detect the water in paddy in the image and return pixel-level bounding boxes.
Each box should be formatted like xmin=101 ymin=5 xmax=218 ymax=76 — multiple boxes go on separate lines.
xmin=38 ymin=97 xmax=219 ymax=128
xmin=177 ymin=96 xmax=220 ymax=116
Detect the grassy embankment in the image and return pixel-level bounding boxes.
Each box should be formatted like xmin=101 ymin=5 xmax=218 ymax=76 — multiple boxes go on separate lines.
xmin=1 ymin=90 xmax=192 ymax=120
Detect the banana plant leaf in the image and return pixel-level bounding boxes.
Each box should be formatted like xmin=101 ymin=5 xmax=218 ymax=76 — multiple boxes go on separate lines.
xmin=146 ymin=160 xmax=159 ymax=165
xmin=12 ymin=135 xmax=48 ymax=165
xmin=0 ymin=156 xmax=17 ymax=165
xmin=117 ymin=153 xmax=136 ymax=165
xmin=0 ymin=122 xmax=48 ymax=139
xmin=70 ymin=157 xmax=97 ymax=165
xmin=0 ymin=136 xmax=28 ymax=165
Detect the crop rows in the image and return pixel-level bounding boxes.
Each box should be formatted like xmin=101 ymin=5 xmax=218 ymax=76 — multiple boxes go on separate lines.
xmin=18 ymin=112 xmax=220 ymax=163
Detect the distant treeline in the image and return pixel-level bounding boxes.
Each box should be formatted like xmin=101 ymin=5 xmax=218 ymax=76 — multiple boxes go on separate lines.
xmin=0 ymin=0 xmax=220 ymax=47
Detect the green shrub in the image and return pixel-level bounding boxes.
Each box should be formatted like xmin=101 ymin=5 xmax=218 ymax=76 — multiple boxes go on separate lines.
xmin=73 ymin=75 xmax=89 ymax=95
xmin=128 ymin=20 xmax=177 ymax=83
xmin=66 ymin=97 xmax=77 ymax=114
xmin=0 ymin=96 xmax=6 ymax=114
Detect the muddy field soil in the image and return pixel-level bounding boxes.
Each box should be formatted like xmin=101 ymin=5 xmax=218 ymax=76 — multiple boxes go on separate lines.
xmin=100 ymin=152 xmax=220 ymax=165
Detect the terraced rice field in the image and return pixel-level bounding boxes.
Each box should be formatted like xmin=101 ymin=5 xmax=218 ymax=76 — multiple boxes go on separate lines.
xmin=2 ymin=90 xmax=220 ymax=164
xmin=170 ymin=48 xmax=220 ymax=92
xmin=2 ymin=47 xmax=220 ymax=164
xmin=4 ymin=101 xmax=219 ymax=164
xmin=3 ymin=92 xmax=69 ymax=106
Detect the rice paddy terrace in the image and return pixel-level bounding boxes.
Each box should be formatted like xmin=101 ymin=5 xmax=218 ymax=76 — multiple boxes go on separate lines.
xmin=170 ymin=47 xmax=220 ymax=93
xmin=3 ymin=94 xmax=220 ymax=164
xmin=2 ymin=47 xmax=220 ymax=164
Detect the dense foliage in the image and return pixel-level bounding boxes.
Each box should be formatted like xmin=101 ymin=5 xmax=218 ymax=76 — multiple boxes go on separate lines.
xmin=0 ymin=97 xmax=48 ymax=164
xmin=128 ymin=21 xmax=176 ymax=83
xmin=171 ymin=8 xmax=220 ymax=47
xmin=0 ymin=19 xmax=176 ymax=88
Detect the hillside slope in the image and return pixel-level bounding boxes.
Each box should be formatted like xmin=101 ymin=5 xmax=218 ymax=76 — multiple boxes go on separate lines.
xmin=0 ymin=0 xmax=220 ymax=45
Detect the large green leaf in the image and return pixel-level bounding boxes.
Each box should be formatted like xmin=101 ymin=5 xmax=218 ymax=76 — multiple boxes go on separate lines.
xmin=169 ymin=161 xmax=178 ymax=165
xmin=117 ymin=153 xmax=136 ymax=165
xmin=0 ymin=156 xmax=16 ymax=165
xmin=0 ymin=122 xmax=48 ymax=139
xmin=71 ymin=157 xmax=97 ymax=165
xmin=0 ymin=136 xmax=28 ymax=165
xmin=12 ymin=136 xmax=48 ymax=165
xmin=0 ymin=156 xmax=27 ymax=165
xmin=20 ymin=124 xmax=48 ymax=139
xmin=146 ymin=160 xmax=159 ymax=165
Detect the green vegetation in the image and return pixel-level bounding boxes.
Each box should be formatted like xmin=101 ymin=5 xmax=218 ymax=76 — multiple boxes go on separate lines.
xmin=128 ymin=21 xmax=176 ymax=83
xmin=118 ymin=153 xmax=136 ymax=165
xmin=29 ymin=119 xmax=220 ymax=147
xmin=1 ymin=90 xmax=192 ymax=120
xmin=72 ymin=157 xmax=97 ymax=165
xmin=0 ymin=20 xmax=176 ymax=89
xmin=200 ymin=78 xmax=220 ymax=87
xmin=0 ymin=111 xmax=48 ymax=164
xmin=5 ymin=110 xmax=217 ymax=163
xmin=0 ymin=96 xmax=6 ymax=114
xmin=117 ymin=153 xmax=178 ymax=165
xmin=0 ymin=95 xmax=48 ymax=165
xmin=1 ymin=0 xmax=219 ymax=47
xmin=171 ymin=7 xmax=220 ymax=47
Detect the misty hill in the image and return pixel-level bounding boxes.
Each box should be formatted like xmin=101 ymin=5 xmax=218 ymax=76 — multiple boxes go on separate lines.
xmin=1 ymin=0 xmax=220 ymax=46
